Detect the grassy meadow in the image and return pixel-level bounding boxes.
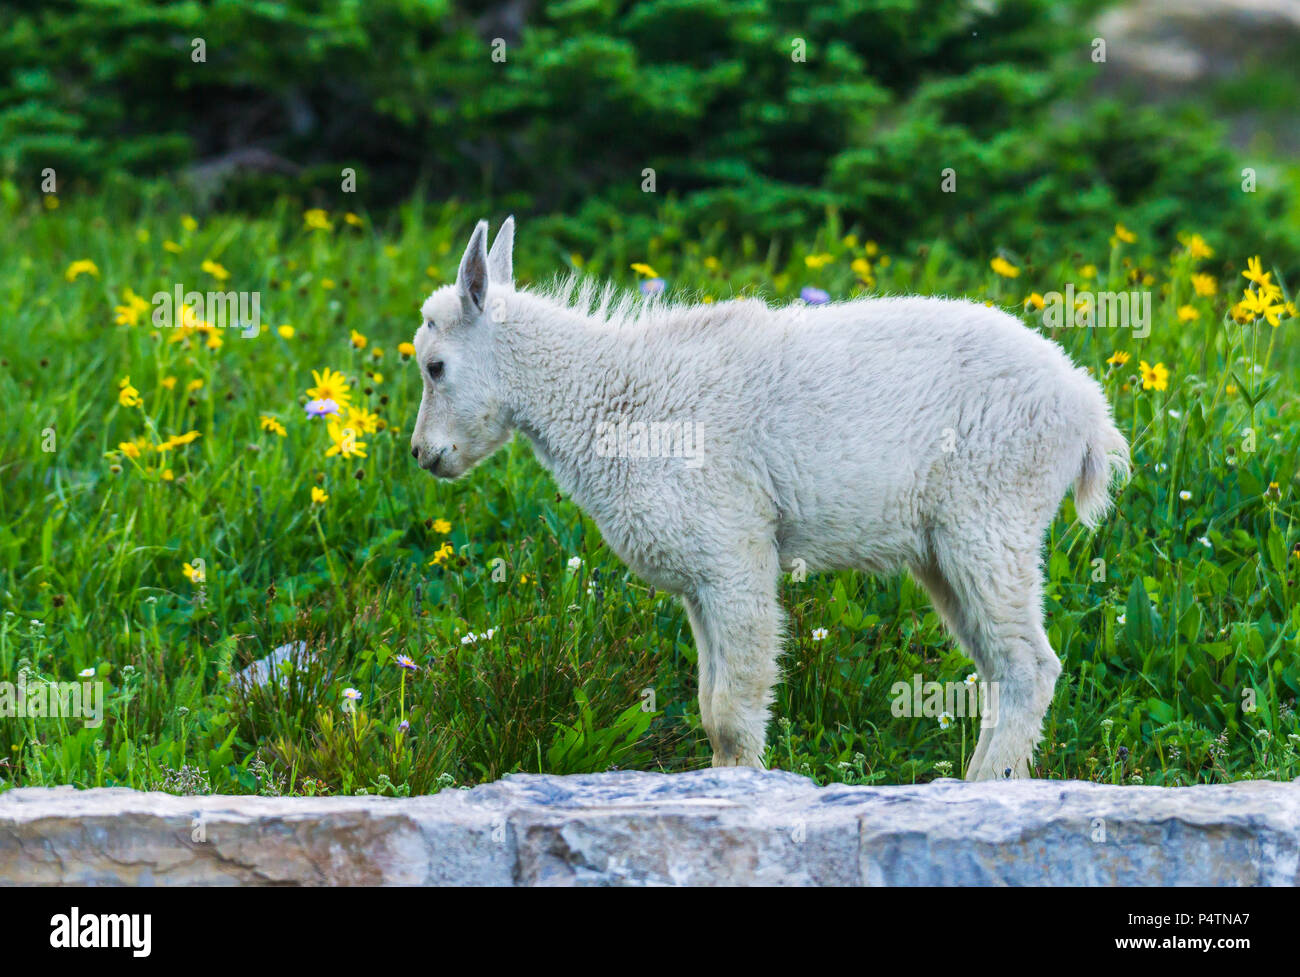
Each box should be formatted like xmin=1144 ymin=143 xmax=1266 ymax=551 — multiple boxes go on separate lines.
xmin=1 ymin=187 xmax=1298 ymax=795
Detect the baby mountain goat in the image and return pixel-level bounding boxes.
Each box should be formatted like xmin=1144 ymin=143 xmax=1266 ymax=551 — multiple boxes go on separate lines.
xmin=409 ymin=219 xmax=1129 ymax=781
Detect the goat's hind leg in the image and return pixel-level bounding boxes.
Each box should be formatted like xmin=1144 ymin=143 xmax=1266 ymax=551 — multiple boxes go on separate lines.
xmin=913 ymin=540 xmax=1061 ymax=781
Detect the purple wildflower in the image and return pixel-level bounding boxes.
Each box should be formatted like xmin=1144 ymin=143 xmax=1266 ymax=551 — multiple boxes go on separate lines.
xmin=305 ymin=398 xmax=340 ymax=418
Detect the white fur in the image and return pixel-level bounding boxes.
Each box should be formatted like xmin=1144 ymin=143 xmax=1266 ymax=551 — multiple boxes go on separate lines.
xmin=410 ymin=219 xmax=1130 ymax=780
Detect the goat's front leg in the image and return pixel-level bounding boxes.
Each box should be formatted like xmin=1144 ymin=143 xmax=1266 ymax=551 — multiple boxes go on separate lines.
xmin=685 ymin=559 xmax=783 ymax=768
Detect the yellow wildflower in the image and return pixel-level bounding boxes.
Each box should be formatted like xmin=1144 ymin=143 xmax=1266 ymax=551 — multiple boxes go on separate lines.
xmin=343 ymin=404 xmax=380 ymax=435
xmin=304 ymin=209 xmax=333 ymax=232
xmin=113 ymin=288 xmax=150 ymax=326
xmin=1240 ymin=288 xmax=1285 ymax=326
xmin=118 ymin=377 xmax=143 ymax=408
xmin=1191 ymin=274 xmax=1216 ymax=297
xmin=311 ymin=487 xmax=329 ymax=505
xmin=324 ymin=421 xmax=367 ymax=459
xmin=157 ymin=430 xmax=202 ymax=452
xmin=65 ymin=259 xmax=99 ymax=282
xmin=200 ymin=259 xmax=229 ymax=281
xmin=307 ymin=367 xmax=352 ymax=408
xmin=990 ymin=256 xmax=1019 ymax=279
xmin=1139 ymin=360 xmax=1169 ymax=392
xmin=259 ymin=415 xmax=287 ymax=437
xmin=1180 ymin=233 xmax=1213 ymax=260
xmin=1242 ymin=256 xmax=1273 ymax=290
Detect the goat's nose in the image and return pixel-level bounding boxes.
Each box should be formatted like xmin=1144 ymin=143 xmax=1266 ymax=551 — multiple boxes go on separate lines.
xmin=410 ymin=446 xmax=419 ymax=459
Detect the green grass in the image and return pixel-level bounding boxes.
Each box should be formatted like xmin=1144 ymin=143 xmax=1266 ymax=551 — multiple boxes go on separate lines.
xmin=1 ymin=183 xmax=1297 ymax=795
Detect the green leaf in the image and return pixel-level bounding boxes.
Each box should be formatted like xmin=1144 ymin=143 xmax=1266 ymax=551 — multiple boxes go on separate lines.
xmin=1125 ymin=577 xmax=1155 ymax=651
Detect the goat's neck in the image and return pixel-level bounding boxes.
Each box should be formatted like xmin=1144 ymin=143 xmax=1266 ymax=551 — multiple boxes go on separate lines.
xmin=497 ymin=291 xmax=627 ymax=486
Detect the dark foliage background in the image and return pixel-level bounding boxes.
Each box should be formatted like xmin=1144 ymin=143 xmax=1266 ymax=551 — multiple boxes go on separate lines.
xmin=2 ymin=0 xmax=1297 ymax=260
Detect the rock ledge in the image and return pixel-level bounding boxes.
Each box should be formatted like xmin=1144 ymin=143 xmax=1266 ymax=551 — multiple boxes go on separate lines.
xmin=2 ymin=770 xmax=1297 ymax=885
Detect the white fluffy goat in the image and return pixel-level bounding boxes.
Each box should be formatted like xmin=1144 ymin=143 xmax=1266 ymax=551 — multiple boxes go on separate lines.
xmin=410 ymin=219 xmax=1129 ymax=780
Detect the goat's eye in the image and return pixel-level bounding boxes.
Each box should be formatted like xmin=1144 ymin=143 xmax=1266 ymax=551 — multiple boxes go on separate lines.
xmin=426 ymin=361 xmax=444 ymax=381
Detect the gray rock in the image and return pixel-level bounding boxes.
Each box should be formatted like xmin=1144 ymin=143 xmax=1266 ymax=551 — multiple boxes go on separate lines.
xmin=227 ymin=641 xmax=318 ymax=692
xmin=1092 ymin=1 xmax=1300 ymax=154
xmin=1096 ymin=0 xmax=1300 ymax=85
xmin=1 ymin=770 xmax=1297 ymax=885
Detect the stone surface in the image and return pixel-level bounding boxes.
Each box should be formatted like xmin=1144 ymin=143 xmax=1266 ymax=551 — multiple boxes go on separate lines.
xmin=1094 ymin=0 xmax=1300 ymax=154
xmin=2 ymin=770 xmax=1298 ymax=885
xmin=228 ymin=640 xmax=319 ymax=692
xmin=1098 ymin=0 xmax=1300 ymax=85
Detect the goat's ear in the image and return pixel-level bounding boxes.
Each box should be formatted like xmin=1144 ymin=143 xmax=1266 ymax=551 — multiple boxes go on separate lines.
xmin=487 ymin=215 xmax=514 ymax=286
xmin=456 ymin=220 xmax=490 ymax=315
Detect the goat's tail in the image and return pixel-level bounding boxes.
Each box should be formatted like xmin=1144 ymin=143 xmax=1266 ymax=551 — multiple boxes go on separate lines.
xmin=1073 ymin=383 xmax=1130 ymax=528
